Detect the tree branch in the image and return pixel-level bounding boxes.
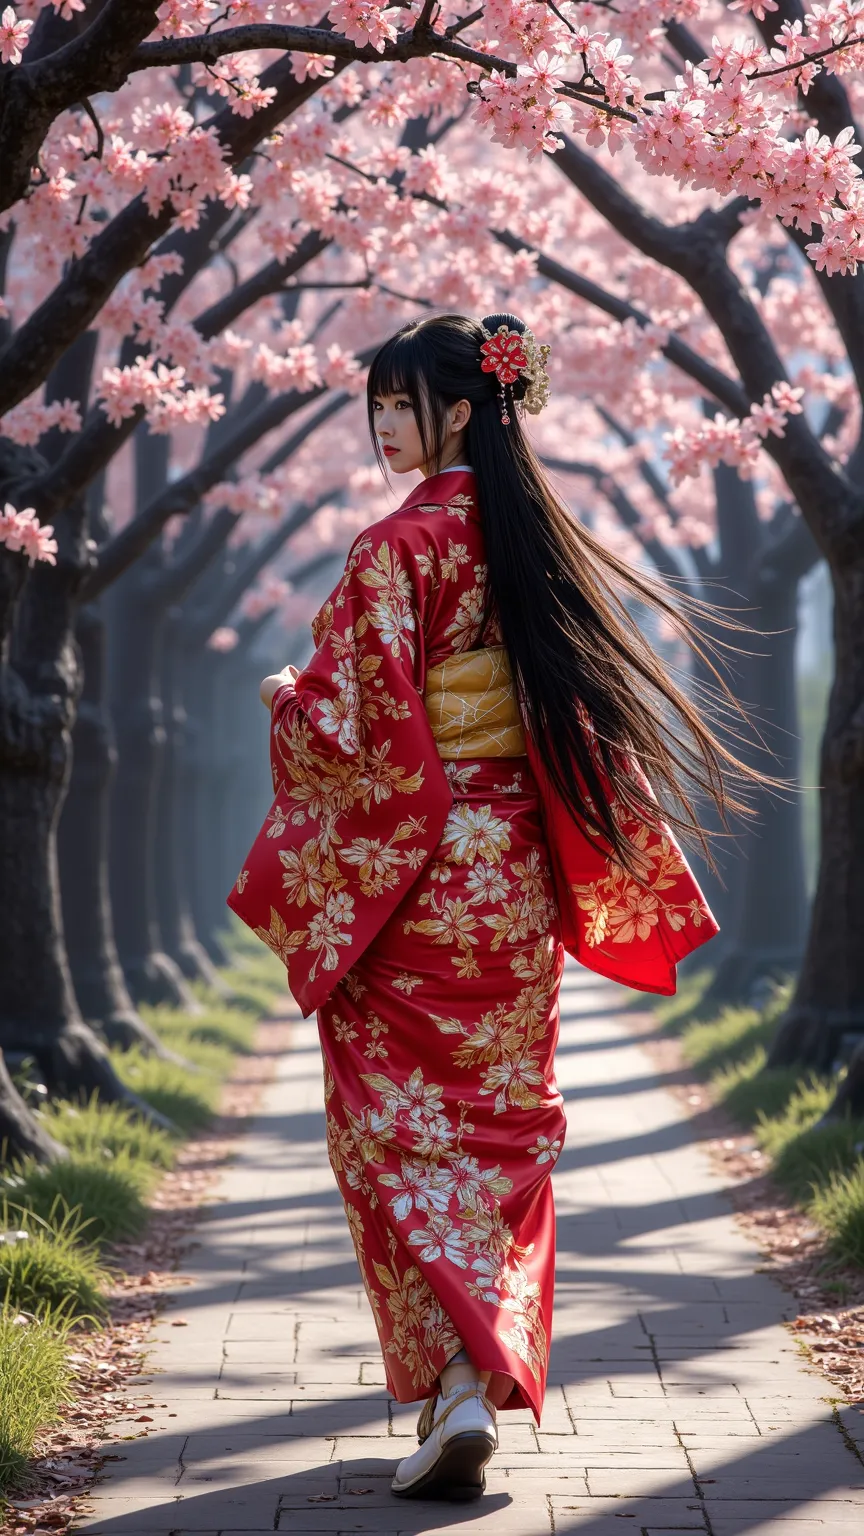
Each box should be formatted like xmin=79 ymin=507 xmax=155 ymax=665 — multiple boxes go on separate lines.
xmin=0 ymin=53 xmax=335 ymax=418
xmin=544 ymin=454 xmax=689 ymax=584
xmin=663 ymin=19 xmax=710 ymax=68
xmin=0 ymin=1 xmax=161 ymax=215
xmin=158 ymin=505 xmax=241 ymax=608
xmin=80 ymin=371 xmax=364 ymax=602
xmin=756 ymin=508 xmax=822 ymax=588
xmin=194 ymin=489 xmax=338 ymax=640
xmin=129 ymin=21 xmax=513 ymax=76
xmin=545 ymin=135 xmax=862 ymax=549
xmin=192 ymin=232 xmax=331 ymax=340
xmin=258 ymin=391 xmax=352 ymax=476
xmin=554 ymin=135 xmax=751 ymax=266
xmin=494 ymin=227 xmax=750 ymax=414
xmin=28 ymin=234 xmax=334 ymax=517
xmin=741 ymin=0 xmax=863 ymax=145
xmin=595 ymin=404 xmax=679 ymax=520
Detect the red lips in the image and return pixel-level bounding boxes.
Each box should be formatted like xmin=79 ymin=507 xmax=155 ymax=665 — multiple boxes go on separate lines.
xmin=383 ymin=445 xmax=398 ymax=457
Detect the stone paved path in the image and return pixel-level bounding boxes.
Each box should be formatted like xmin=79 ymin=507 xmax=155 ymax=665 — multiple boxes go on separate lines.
xmin=76 ymin=967 xmax=864 ymax=1535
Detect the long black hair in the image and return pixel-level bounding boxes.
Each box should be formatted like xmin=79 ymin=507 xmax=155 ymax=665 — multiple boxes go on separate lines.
xmin=367 ymin=310 xmax=760 ymax=873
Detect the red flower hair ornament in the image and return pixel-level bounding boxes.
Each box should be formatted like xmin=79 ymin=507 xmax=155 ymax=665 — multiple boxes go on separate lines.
xmin=479 ymin=322 xmax=551 ymax=425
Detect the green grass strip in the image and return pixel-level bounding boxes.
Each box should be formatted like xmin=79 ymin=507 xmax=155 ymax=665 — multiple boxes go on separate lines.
xmin=0 ymin=1202 xmax=108 ymax=1322
xmin=653 ymin=969 xmax=864 ymax=1273
xmin=0 ymin=1303 xmax=73 ymax=1493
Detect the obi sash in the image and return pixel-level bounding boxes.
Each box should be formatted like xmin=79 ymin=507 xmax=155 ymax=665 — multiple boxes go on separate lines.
xmin=424 ymin=645 xmax=526 ymax=759
xmin=423 ymin=643 xmax=718 ymax=993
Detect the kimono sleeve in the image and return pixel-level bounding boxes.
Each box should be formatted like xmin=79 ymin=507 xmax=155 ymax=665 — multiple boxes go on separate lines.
xmin=525 ymin=736 xmax=719 ymax=996
xmin=227 ymin=527 xmax=453 ymax=1017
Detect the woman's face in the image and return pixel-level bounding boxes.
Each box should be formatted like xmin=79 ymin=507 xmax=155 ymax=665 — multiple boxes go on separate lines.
xmin=372 ymin=390 xmax=471 ymax=477
xmin=371 ymin=391 xmax=426 ymax=474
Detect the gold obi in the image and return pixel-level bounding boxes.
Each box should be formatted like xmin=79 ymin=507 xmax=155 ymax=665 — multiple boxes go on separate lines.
xmin=424 ymin=645 xmax=526 ymax=760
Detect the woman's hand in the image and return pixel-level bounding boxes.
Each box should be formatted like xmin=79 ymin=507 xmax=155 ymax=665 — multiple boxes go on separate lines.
xmin=260 ymin=664 xmax=298 ymax=709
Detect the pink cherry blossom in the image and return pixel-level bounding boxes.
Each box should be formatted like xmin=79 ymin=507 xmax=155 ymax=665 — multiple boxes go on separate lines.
xmin=327 ymin=0 xmax=400 ymax=53
xmin=242 ymin=576 xmax=290 ymax=619
xmin=323 ymin=345 xmax=365 ymax=395
xmin=208 ymin=627 xmax=240 ymax=652
xmin=0 ymin=6 xmax=32 ymax=65
xmin=0 ymin=396 xmax=81 ymax=446
xmin=0 ymin=504 xmax=57 ymax=565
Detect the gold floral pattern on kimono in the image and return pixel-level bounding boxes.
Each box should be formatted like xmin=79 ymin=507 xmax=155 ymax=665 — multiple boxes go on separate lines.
xmin=343 ymin=1059 xmax=549 ymax=1387
xmin=571 ymin=799 xmax=711 ymax=947
xmin=431 ymin=938 xmax=559 ymax=1116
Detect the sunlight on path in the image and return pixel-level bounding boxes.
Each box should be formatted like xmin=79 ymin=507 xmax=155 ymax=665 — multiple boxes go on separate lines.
xmin=75 ymin=967 xmax=864 ymax=1535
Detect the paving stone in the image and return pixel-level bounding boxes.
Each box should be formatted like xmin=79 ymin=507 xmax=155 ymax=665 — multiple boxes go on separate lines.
xmin=703 ymin=1499 xmax=864 ymax=1525
xmin=586 ymin=1469 xmax=698 ymax=1496
xmin=78 ymin=970 xmax=862 ymax=1535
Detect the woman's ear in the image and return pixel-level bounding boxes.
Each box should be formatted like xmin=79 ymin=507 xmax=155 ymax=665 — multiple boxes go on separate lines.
xmin=451 ymin=398 xmax=472 ymax=431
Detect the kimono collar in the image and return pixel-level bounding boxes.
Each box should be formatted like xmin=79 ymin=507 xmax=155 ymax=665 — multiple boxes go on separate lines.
xmin=401 ymin=467 xmax=479 ymax=519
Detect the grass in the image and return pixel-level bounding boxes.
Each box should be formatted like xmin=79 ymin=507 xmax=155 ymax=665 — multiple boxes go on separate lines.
xmin=654 ymin=969 xmax=864 ymax=1270
xmin=811 ymin=1165 xmax=864 ymax=1268
xmin=0 ymin=1205 xmax=108 ymax=1321
xmin=2 ymin=1157 xmax=151 ymax=1244
xmin=0 ymin=1304 xmax=73 ymax=1494
xmin=41 ymin=1096 xmax=177 ymax=1170
xmin=0 ymin=921 xmax=287 ymax=1505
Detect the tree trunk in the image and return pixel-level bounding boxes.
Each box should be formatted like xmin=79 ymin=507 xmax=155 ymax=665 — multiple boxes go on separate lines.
xmin=106 ymin=538 xmax=200 ymax=1010
xmin=706 ymin=579 xmax=808 ymax=1003
xmin=220 ymin=652 xmax=275 ymax=898
xmin=185 ymin=647 xmax=233 ymax=965
xmin=0 ymin=1052 xmax=67 ymax=1164
xmin=768 ymin=556 xmax=864 ymax=1075
xmin=0 ymin=605 xmax=170 ymax=1114
xmin=58 ymin=601 xmax=170 ymax=1053
xmin=155 ymin=609 xmax=230 ymax=991
xmin=0 ymin=442 xmax=168 ymax=1125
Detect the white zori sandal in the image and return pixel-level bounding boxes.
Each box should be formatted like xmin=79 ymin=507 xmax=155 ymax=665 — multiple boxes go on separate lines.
xmin=391 ymin=1383 xmax=498 ymax=1501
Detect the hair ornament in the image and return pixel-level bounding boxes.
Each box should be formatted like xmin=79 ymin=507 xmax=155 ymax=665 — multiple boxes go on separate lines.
xmin=479 ymin=322 xmax=552 ymax=425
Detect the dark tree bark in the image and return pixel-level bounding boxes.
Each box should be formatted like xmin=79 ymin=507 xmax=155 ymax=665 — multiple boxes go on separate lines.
xmin=0 ymin=526 xmax=70 ymax=1161
xmin=106 ymin=436 xmax=201 ymax=1010
xmin=701 ymin=471 xmax=812 ymax=1001
xmin=0 ymin=439 xmax=170 ymax=1124
xmin=0 ymin=1052 xmax=67 ymax=1165
xmin=768 ymin=555 xmax=864 ymax=1073
xmin=58 ymin=597 xmax=170 ymax=1052
xmin=154 ymin=604 xmax=230 ymax=991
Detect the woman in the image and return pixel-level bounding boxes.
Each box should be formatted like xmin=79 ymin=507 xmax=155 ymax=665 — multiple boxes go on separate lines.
xmin=228 ymin=312 xmax=739 ymax=1503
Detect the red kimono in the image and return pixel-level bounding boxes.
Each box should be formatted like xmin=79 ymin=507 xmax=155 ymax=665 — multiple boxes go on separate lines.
xmin=228 ymin=469 xmax=718 ymax=1422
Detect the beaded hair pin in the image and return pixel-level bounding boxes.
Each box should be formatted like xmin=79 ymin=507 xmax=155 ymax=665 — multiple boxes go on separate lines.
xmin=479 ymin=323 xmax=552 ymax=425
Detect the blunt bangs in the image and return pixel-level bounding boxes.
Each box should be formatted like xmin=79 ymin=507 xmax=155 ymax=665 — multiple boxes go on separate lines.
xmin=367 ymin=325 xmax=439 ymax=471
